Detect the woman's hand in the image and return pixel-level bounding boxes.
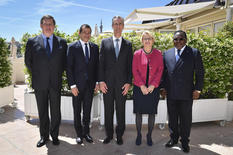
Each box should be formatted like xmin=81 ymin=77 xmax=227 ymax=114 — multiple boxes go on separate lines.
xmin=148 ymin=85 xmax=155 ymax=93
xmin=140 ymin=85 xmax=149 ymax=95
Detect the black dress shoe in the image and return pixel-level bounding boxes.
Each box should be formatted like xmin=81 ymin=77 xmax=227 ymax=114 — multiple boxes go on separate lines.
xmin=146 ymin=134 xmax=153 ymax=146
xmin=165 ymin=139 xmax=178 ymax=148
xmin=37 ymin=138 xmax=49 ymax=147
xmin=116 ymin=136 xmax=123 ymax=145
xmin=103 ymin=137 xmax=112 ymax=144
xmin=182 ymin=144 xmax=190 ymax=153
xmin=52 ymin=138 xmax=60 ymax=145
xmin=135 ymin=134 xmax=142 ymax=145
xmin=76 ymin=137 xmax=83 ymax=144
xmin=84 ymin=134 xmax=93 ymax=143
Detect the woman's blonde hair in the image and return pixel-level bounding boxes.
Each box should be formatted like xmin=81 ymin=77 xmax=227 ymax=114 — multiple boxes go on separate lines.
xmin=140 ymin=31 xmax=155 ymax=42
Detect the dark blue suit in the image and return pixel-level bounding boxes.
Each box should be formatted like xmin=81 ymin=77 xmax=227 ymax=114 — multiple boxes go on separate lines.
xmin=66 ymin=41 xmax=99 ymax=137
xmin=25 ymin=34 xmax=67 ymax=140
xmin=163 ymin=46 xmax=204 ymax=145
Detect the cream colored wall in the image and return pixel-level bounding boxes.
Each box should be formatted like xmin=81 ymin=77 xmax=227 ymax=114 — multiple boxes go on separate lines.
xmin=181 ymin=9 xmax=232 ymax=36
xmin=156 ymin=8 xmax=232 ymax=36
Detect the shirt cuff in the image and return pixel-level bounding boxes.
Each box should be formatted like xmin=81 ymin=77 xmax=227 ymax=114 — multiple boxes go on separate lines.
xmin=70 ymin=85 xmax=76 ymax=89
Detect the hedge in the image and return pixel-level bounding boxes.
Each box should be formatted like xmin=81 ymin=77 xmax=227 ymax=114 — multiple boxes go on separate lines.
xmin=21 ymin=22 xmax=233 ymax=99
xmin=0 ymin=37 xmax=12 ymax=88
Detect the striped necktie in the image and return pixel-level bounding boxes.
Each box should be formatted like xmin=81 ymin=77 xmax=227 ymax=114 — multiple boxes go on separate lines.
xmin=176 ymin=49 xmax=181 ymax=62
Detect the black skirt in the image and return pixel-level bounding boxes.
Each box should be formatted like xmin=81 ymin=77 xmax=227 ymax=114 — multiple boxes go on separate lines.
xmin=133 ymin=85 xmax=160 ymax=114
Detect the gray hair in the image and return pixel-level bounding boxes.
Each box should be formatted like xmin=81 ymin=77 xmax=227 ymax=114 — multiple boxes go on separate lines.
xmin=112 ymin=16 xmax=124 ymax=26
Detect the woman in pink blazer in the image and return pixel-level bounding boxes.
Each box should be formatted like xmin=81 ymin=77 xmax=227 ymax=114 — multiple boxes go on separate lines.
xmin=132 ymin=31 xmax=164 ymax=146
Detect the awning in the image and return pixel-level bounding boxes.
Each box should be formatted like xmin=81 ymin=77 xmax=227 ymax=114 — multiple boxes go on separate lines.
xmin=124 ymin=20 xmax=175 ymax=30
xmin=125 ymin=1 xmax=215 ymax=24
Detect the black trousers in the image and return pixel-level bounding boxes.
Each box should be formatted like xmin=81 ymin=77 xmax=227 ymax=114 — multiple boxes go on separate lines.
xmin=72 ymin=84 xmax=94 ymax=137
xmin=103 ymin=85 xmax=126 ymax=138
xmin=34 ymin=88 xmax=61 ymax=140
xmin=167 ymin=99 xmax=193 ymax=145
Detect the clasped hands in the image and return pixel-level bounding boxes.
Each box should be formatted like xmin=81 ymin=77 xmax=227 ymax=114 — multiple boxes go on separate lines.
xmin=140 ymin=85 xmax=155 ymax=95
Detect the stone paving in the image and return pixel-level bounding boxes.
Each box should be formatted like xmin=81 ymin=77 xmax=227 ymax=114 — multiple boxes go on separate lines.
xmin=0 ymin=84 xmax=233 ymax=155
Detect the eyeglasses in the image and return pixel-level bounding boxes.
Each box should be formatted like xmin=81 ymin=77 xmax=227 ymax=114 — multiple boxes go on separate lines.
xmin=42 ymin=23 xmax=54 ymax=27
xmin=113 ymin=23 xmax=123 ymax=26
xmin=173 ymin=38 xmax=185 ymax=41
xmin=143 ymin=38 xmax=153 ymax=41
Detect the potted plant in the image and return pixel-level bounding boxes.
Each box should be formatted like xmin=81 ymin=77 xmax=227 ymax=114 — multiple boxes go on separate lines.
xmin=0 ymin=37 xmax=14 ymax=113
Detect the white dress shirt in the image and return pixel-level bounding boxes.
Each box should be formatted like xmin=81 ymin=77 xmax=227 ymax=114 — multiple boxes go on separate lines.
xmin=112 ymin=36 xmax=122 ymax=50
xmin=79 ymin=39 xmax=90 ymax=59
xmin=175 ymin=45 xmax=186 ymax=57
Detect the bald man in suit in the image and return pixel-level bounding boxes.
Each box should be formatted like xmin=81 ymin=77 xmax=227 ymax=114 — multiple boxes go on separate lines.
xmin=162 ymin=30 xmax=204 ymax=153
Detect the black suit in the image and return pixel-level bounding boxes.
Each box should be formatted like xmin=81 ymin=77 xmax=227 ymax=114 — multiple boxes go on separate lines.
xmin=99 ymin=37 xmax=133 ymax=138
xmin=25 ymin=34 xmax=67 ymax=140
xmin=66 ymin=41 xmax=99 ymax=137
xmin=163 ymin=46 xmax=204 ymax=145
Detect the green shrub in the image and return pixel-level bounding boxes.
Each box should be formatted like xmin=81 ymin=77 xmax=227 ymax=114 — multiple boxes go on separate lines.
xmin=0 ymin=37 xmax=12 ymax=88
xmin=217 ymin=21 xmax=233 ymax=100
xmin=188 ymin=33 xmax=232 ymax=98
xmin=22 ymin=22 xmax=233 ymax=99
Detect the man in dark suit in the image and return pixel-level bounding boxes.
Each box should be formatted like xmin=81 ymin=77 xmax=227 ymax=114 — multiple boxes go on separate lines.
xmin=162 ymin=30 xmax=204 ymax=153
xmin=25 ymin=15 xmax=67 ymax=147
xmin=66 ymin=24 xmax=99 ymax=145
xmin=99 ymin=16 xmax=133 ymax=145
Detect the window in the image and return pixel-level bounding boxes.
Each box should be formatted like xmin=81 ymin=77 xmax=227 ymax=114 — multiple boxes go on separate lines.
xmin=198 ymin=24 xmax=211 ymax=35
xmin=187 ymin=28 xmax=196 ymax=34
xmin=159 ymin=29 xmax=175 ymax=34
xmin=214 ymin=21 xmax=225 ymax=35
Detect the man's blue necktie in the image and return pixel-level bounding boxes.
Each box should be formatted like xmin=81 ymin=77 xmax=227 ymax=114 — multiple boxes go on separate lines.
xmin=115 ymin=39 xmax=119 ymax=58
xmin=85 ymin=43 xmax=89 ymax=63
xmin=176 ymin=49 xmax=181 ymax=62
xmin=46 ymin=37 xmax=51 ymax=58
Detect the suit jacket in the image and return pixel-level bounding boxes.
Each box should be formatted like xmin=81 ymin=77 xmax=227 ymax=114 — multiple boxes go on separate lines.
xmin=66 ymin=41 xmax=99 ymax=91
xmin=98 ymin=37 xmax=133 ymax=87
xmin=25 ymin=34 xmax=67 ymax=90
xmin=132 ymin=48 xmax=163 ymax=88
xmin=163 ymin=46 xmax=204 ymax=100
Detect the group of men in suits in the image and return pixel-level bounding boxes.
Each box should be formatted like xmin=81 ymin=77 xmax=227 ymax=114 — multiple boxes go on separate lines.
xmin=25 ymin=15 xmax=133 ymax=147
xmin=25 ymin=15 xmax=204 ymax=153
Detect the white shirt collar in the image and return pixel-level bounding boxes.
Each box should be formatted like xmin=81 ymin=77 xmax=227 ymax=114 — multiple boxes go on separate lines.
xmin=175 ymin=45 xmax=186 ymax=56
xmin=112 ymin=35 xmax=122 ymax=42
xmin=79 ymin=39 xmax=89 ymax=46
xmin=112 ymin=36 xmax=122 ymax=49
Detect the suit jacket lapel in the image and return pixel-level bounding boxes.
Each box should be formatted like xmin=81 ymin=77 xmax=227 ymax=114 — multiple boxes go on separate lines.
xmin=174 ymin=46 xmax=187 ymax=71
xmin=38 ymin=34 xmax=45 ymax=49
xmin=109 ymin=37 xmax=117 ymax=59
xmin=38 ymin=34 xmax=49 ymax=58
xmin=168 ymin=48 xmax=176 ymax=72
xmin=51 ymin=35 xmax=58 ymax=57
xmin=118 ymin=37 xmax=125 ymax=58
xmin=89 ymin=42 xmax=94 ymax=61
xmin=77 ymin=40 xmax=86 ymax=63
